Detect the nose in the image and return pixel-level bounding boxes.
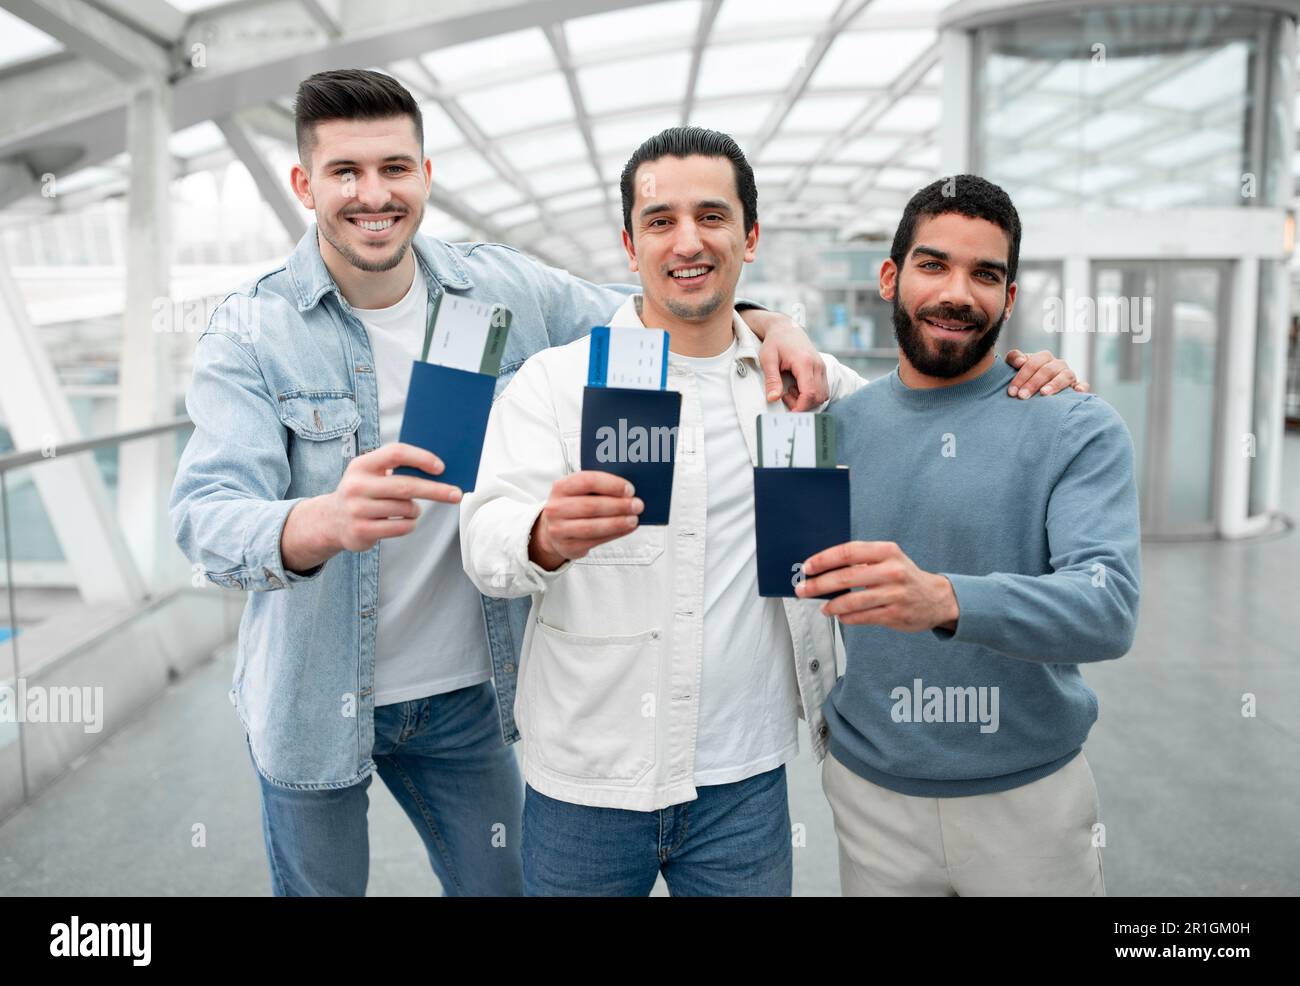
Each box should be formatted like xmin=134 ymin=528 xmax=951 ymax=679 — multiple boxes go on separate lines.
xmin=671 ymin=219 xmax=703 ymax=258
xmin=935 ymin=268 xmax=979 ymax=314
xmin=352 ymin=169 xmax=390 ymax=211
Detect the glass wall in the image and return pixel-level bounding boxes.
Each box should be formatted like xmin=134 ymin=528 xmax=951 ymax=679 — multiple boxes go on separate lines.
xmin=1001 ymin=261 xmax=1063 ymax=357
xmin=1090 ymin=260 xmax=1227 ymax=536
xmin=972 ymin=4 xmax=1292 ymax=211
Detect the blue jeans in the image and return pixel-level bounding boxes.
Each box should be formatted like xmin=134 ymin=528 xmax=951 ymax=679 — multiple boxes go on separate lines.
xmin=250 ymin=681 xmax=523 ymax=896
xmin=522 ymin=765 xmax=792 ymax=896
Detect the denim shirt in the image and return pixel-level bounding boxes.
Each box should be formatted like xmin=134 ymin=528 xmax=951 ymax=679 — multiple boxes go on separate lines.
xmin=169 ymin=225 xmax=635 ymax=790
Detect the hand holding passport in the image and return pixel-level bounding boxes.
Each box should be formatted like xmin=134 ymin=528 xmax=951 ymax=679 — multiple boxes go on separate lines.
xmin=579 ymin=326 xmax=681 ymax=526
xmin=753 ymin=411 xmax=852 ymax=599
xmin=395 ymin=293 xmax=512 ymax=492
xmin=529 ymin=326 xmax=674 ymax=569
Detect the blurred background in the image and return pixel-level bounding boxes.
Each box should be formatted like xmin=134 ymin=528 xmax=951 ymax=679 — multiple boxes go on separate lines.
xmin=0 ymin=0 xmax=1296 ymax=896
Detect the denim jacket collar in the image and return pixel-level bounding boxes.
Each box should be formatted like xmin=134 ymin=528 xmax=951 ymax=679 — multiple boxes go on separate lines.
xmin=286 ymin=224 xmax=475 ymax=312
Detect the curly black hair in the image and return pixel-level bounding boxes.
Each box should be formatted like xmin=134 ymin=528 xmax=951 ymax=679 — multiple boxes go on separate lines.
xmin=890 ymin=175 xmax=1021 ymax=283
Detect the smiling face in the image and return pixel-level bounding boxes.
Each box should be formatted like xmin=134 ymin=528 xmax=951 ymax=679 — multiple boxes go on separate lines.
xmin=291 ymin=115 xmax=429 ymax=274
xmin=621 ymin=154 xmax=757 ymax=325
xmin=880 ymin=212 xmax=1017 ymax=383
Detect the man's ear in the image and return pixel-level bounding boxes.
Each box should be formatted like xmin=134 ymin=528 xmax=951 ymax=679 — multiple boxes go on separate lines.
xmin=1002 ymin=280 xmax=1017 ymax=322
xmin=879 ymin=257 xmax=898 ymax=302
xmin=290 ymin=163 xmax=314 ymax=210
xmin=743 ymin=220 xmax=759 ymax=264
xmin=621 ymin=228 xmax=638 ymax=273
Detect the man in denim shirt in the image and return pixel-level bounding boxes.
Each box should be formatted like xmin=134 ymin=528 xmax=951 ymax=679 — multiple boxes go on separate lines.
xmin=168 ymin=70 xmax=836 ymax=896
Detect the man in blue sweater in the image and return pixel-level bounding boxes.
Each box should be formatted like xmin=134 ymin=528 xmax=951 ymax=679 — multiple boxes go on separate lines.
xmin=795 ymin=175 xmax=1140 ymax=896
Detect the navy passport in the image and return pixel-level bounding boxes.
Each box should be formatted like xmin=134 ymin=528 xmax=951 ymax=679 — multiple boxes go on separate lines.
xmin=580 ymin=385 xmax=681 ymax=526
xmin=395 ymin=361 xmax=496 ymax=491
xmin=753 ymin=466 xmax=852 ymax=598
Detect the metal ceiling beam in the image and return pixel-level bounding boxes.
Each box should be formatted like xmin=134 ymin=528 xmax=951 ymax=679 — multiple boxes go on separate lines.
xmin=848 ymin=129 xmax=936 ymax=199
xmin=424 ymin=173 xmax=568 ymax=270
xmin=88 ymin=0 xmax=188 ymax=45
xmin=297 ymin=0 xmax=343 ymax=40
xmin=681 ymin=0 xmax=721 ymax=125
xmin=0 ymin=0 xmax=675 ymax=210
xmin=2 ymin=0 xmax=173 ymax=81
xmin=785 ymin=39 xmax=940 ymax=200
xmin=751 ymin=0 xmax=874 ymax=155
xmin=215 ymin=114 xmax=307 ymax=242
xmin=435 ymin=9 xmax=943 ymax=100
xmin=544 ymin=22 xmax=609 ymax=211
xmin=398 ymin=57 xmax=588 ymax=260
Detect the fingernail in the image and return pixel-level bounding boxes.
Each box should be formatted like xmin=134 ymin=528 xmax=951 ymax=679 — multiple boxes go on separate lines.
xmin=1042 ymin=386 xmax=1052 ymax=394
xmin=624 ymin=483 xmax=635 ymax=496
xmin=1019 ymin=390 xmax=1029 ymax=399
xmin=1008 ymin=386 xmax=1018 ymax=398
xmin=625 ymin=515 xmax=638 ymax=527
xmin=631 ymin=497 xmax=644 ymax=513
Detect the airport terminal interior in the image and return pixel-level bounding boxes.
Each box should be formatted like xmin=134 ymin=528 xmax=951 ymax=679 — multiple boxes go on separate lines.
xmin=1 ymin=0 xmax=1297 ymax=895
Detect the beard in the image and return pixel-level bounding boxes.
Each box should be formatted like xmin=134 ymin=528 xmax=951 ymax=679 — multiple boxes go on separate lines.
xmin=892 ymin=293 xmax=1007 ymax=379
xmin=663 ymin=290 xmax=725 ymax=321
xmin=319 ymin=202 xmax=421 ymax=273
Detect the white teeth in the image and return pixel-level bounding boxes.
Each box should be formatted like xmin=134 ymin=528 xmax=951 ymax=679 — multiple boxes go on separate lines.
xmin=352 ymin=217 xmax=396 ymax=231
xmin=671 ymin=267 xmax=708 ymax=278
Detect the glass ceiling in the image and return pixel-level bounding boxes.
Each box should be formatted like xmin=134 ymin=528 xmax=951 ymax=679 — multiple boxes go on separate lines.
xmin=0 ymin=0 xmax=1295 ymax=284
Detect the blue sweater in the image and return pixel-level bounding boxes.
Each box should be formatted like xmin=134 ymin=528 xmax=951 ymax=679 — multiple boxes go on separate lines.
xmin=824 ymin=360 xmax=1141 ymax=797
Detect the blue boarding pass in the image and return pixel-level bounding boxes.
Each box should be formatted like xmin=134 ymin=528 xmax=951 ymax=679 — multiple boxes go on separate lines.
xmin=587 ymin=325 xmax=669 ymax=390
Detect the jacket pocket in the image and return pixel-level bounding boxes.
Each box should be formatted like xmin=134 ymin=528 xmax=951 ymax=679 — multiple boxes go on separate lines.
xmin=559 ymin=431 xmax=666 ymax=565
xmin=276 ymin=391 xmax=360 ymax=497
xmin=527 ymin=617 xmax=660 ymax=782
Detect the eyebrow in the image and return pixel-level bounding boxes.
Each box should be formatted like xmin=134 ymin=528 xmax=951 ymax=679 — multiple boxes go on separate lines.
xmin=912 ymin=244 xmax=1008 ymax=276
xmin=321 ymin=154 xmax=420 ymax=170
xmin=639 ymin=199 xmax=734 ymax=219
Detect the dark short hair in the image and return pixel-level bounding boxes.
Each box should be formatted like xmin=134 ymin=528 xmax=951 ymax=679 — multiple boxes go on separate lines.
xmin=620 ymin=126 xmax=758 ymax=239
xmin=294 ymin=69 xmax=424 ymax=168
xmin=890 ymin=175 xmax=1021 ymax=283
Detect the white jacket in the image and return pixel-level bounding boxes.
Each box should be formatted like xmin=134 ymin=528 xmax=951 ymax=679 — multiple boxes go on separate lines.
xmin=460 ymin=297 xmax=866 ymax=810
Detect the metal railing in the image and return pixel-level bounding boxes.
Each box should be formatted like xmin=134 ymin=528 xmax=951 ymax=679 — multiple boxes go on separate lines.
xmin=1 ymin=416 xmax=196 ymax=813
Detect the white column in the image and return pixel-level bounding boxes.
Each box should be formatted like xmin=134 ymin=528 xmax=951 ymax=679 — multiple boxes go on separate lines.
xmin=115 ymin=80 xmax=175 ymax=593
xmin=1218 ymin=257 xmax=1259 ymax=538
xmin=939 ymin=28 xmax=973 ymax=176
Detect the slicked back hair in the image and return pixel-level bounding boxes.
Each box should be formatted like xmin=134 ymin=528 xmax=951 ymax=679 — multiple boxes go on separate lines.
xmin=620 ymin=126 xmax=758 ymax=240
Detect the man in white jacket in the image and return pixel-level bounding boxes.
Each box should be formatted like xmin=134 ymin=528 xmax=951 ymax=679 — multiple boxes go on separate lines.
xmin=460 ymin=127 xmax=1079 ymax=896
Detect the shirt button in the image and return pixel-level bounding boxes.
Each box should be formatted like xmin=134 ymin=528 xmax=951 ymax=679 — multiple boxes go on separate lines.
xmin=734 ymin=360 xmax=747 ymax=377
xmin=503 ymin=662 xmax=516 ymax=674
xmin=819 ymin=723 xmax=829 ymax=738
xmin=810 ymin=659 xmax=820 ymax=673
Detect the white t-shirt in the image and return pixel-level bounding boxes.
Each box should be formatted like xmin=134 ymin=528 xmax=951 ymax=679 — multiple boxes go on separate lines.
xmin=669 ymin=340 xmax=800 ymax=786
xmin=352 ymin=270 xmax=493 ymax=706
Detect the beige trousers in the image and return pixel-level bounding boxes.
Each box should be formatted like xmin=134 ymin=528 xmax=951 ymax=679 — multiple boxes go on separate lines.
xmin=821 ymin=750 xmax=1106 ymax=896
